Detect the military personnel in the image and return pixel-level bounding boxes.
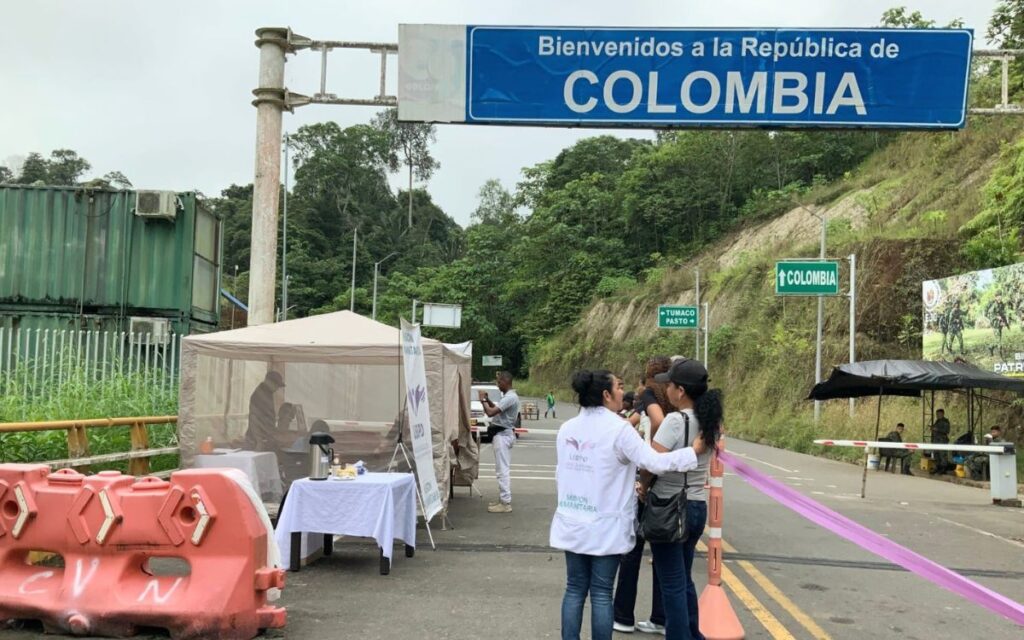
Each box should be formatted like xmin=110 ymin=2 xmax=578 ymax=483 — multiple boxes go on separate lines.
xmin=946 ymin=301 xmax=965 ymax=355
xmin=930 ymin=409 xmax=952 ymax=474
xmin=967 ymin=426 xmax=1004 ymax=480
xmin=987 ymin=295 xmax=1010 ymax=357
xmin=881 ymin=423 xmax=912 ymax=474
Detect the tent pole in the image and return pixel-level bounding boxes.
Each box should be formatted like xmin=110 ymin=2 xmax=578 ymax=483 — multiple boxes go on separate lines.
xmin=861 ymin=387 xmax=882 ymax=499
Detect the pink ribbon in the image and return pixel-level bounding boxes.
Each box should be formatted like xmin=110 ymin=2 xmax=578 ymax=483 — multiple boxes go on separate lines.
xmin=718 ymin=450 xmax=1024 ymax=626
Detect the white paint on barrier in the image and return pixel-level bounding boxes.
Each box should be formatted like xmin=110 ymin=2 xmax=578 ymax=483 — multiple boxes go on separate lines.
xmin=18 ymin=570 xmax=54 ymax=595
xmin=138 ymin=577 xmax=184 ymax=604
xmin=73 ymin=558 xmax=100 ymax=598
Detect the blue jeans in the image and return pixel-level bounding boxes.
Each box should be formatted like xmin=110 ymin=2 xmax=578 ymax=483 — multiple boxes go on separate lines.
xmin=561 ymin=551 xmax=620 ymax=640
xmin=649 ymin=501 xmax=708 ymax=640
xmin=613 ymin=510 xmax=665 ymax=626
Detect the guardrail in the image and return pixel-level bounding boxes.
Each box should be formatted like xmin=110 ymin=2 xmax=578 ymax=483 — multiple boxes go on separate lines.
xmin=0 ymin=416 xmax=179 ymax=476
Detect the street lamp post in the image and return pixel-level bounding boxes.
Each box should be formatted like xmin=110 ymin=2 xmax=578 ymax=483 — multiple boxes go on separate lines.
xmin=372 ymin=252 xmax=399 ymax=321
xmin=349 ymin=227 xmax=358 ymax=312
xmin=282 ymin=133 xmax=289 ymax=321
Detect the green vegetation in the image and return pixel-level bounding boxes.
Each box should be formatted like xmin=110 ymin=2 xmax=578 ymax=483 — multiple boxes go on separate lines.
xmin=0 ymin=362 xmax=178 ymax=472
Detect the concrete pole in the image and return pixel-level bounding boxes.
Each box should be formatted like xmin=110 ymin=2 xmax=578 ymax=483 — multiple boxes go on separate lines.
xmin=814 ymin=214 xmax=826 ymax=424
xmin=350 ymin=228 xmax=358 ymax=312
xmin=695 ymin=268 xmax=701 ymax=359
xmin=411 ymin=299 xmax=418 ymax=324
xmin=248 ymin=28 xmax=289 ymax=326
xmin=849 ymin=253 xmax=857 ymax=417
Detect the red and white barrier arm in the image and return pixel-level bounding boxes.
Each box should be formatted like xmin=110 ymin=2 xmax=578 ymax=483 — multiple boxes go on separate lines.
xmin=814 ymin=439 xmax=1014 ymax=454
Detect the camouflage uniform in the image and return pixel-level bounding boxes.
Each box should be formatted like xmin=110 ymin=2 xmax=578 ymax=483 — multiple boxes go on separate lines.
xmin=930 ymin=416 xmax=951 ymax=473
xmin=946 ymin=303 xmax=965 ymax=355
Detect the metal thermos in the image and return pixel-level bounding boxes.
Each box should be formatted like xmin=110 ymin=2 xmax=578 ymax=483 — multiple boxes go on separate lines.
xmin=308 ymin=432 xmax=336 ymax=480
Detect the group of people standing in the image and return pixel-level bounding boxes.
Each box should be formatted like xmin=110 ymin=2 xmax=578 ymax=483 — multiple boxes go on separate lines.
xmin=550 ymin=356 xmax=723 ymax=640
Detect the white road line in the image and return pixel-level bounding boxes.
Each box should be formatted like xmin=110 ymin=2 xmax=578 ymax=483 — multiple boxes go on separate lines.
xmin=932 ymin=515 xmax=1024 ymax=550
xmin=730 ymin=452 xmax=797 ymax=474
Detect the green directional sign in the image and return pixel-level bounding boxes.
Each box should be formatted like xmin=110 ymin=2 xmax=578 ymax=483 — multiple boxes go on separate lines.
xmin=775 ymin=260 xmax=840 ymax=296
xmin=658 ymin=305 xmax=699 ymax=329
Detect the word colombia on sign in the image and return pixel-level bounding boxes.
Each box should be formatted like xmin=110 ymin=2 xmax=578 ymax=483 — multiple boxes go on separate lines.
xmin=398 ymin=25 xmax=973 ymax=129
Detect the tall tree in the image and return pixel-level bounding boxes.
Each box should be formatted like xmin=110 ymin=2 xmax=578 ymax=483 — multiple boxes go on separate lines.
xmin=102 ymin=171 xmax=132 ymax=188
xmin=46 ymin=149 xmax=91 ymax=185
xmin=989 ymin=0 xmax=1024 ymax=47
xmin=0 ymin=166 xmax=12 ymax=183
xmin=16 ymin=152 xmax=49 ymax=184
xmin=373 ymin=108 xmax=440 ymax=229
xmin=471 ymin=179 xmax=517 ymax=225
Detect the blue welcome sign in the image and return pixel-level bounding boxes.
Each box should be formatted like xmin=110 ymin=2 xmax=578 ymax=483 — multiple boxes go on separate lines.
xmin=398 ymin=26 xmax=973 ymax=129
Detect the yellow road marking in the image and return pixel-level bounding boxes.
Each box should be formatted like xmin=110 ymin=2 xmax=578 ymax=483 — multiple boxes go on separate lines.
xmin=721 ymin=541 xmax=833 ymax=640
xmin=697 ymin=541 xmax=796 ymax=640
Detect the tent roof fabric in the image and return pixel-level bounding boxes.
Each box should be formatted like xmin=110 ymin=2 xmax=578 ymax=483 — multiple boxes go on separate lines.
xmin=182 ymin=311 xmax=469 ymax=364
xmin=808 ymin=359 xmax=1024 ymax=400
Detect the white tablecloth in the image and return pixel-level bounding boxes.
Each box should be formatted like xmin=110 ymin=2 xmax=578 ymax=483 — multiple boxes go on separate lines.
xmin=193 ymin=450 xmax=284 ymax=502
xmin=275 ymin=473 xmax=417 ymax=563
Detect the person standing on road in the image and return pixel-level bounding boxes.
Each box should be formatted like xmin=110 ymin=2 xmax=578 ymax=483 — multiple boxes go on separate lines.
xmin=552 ymin=370 xmax=706 ymax=640
xmin=546 ymin=391 xmax=557 ymax=418
xmin=615 ymin=356 xmax=675 ymax=633
xmin=636 ymin=357 xmax=721 ymax=640
xmin=480 ymin=371 xmax=520 ymax=513
xmin=930 ymin=408 xmax=952 ymax=474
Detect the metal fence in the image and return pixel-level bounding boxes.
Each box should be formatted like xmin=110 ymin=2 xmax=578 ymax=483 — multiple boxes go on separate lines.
xmin=0 ymin=327 xmax=183 ymax=398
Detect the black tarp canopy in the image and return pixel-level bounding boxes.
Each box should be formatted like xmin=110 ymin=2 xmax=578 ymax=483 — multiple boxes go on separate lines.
xmin=808 ymin=359 xmax=1024 ymax=400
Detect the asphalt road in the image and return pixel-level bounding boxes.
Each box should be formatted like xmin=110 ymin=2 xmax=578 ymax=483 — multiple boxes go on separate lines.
xmin=3 ymin=398 xmax=1022 ymax=639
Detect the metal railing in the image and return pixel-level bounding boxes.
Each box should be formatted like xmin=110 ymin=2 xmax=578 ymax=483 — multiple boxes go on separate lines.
xmin=0 ymin=327 xmax=183 ymax=398
xmin=0 ymin=416 xmax=179 ymax=477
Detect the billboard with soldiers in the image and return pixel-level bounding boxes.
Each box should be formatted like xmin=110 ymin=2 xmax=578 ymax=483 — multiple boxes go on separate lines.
xmin=922 ymin=262 xmax=1024 ymax=376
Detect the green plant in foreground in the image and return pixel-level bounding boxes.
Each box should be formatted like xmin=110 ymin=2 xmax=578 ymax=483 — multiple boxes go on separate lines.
xmin=0 ymin=359 xmax=179 ymax=473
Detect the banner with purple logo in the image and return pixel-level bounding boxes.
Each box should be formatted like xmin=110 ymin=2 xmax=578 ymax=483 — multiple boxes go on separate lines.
xmin=401 ymin=319 xmax=443 ymax=521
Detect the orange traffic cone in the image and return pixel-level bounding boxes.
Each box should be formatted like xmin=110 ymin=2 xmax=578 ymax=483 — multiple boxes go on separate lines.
xmin=699 ymin=440 xmax=744 ymax=639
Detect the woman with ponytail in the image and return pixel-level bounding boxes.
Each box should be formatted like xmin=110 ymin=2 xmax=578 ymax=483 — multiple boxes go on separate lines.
xmin=637 ymin=357 xmax=722 ymax=640
xmin=551 ymin=370 xmax=707 ymax=640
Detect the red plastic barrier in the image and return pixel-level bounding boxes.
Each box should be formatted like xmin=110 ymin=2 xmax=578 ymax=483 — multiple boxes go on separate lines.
xmin=0 ymin=464 xmax=285 ymax=639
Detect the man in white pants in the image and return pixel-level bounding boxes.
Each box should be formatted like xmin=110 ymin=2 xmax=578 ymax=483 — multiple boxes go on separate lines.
xmin=479 ymin=371 xmax=520 ymax=513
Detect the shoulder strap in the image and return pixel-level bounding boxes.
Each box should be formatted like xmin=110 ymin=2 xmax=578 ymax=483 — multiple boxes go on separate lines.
xmin=681 ymin=411 xmax=690 ymax=492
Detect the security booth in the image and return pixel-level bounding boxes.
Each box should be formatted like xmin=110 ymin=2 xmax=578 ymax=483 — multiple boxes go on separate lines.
xmin=809 ymin=359 xmax=1022 ymax=505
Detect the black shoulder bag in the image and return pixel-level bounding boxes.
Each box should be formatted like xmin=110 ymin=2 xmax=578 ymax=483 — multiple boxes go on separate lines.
xmin=640 ymin=412 xmax=690 ymax=544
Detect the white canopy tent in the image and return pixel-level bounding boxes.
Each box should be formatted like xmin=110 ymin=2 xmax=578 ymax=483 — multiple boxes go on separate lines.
xmin=177 ymin=311 xmax=478 ymax=509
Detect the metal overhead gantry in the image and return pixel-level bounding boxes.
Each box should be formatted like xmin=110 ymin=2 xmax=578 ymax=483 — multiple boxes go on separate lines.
xmin=247 ymin=29 xmax=1024 ymax=327
xmin=247 ymin=28 xmax=397 ymax=326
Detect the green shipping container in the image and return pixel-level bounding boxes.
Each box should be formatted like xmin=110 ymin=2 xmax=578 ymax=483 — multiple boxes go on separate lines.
xmin=0 ymin=184 xmax=221 ymax=332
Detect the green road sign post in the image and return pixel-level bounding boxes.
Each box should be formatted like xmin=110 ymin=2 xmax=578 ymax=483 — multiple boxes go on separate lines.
xmin=775 ymin=261 xmax=840 ymax=296
xmin=658 ymin=305 xmax=699 ymax=329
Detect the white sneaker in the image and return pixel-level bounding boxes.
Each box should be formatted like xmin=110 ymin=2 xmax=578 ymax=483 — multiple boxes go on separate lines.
xmin=613 ymin=621 xmax=636 ymax=633
xmin=635 ymin=620 xmax=665 ymax=635
xmin=487 ymin=502 xmax=512 ymax=513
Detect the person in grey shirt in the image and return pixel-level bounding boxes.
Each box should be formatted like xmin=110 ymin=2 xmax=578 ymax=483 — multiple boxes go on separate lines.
xmin=637 ymin=358 xmax=722 ymax=639
xmin=479 ymin=370 xmax=520 ymax=513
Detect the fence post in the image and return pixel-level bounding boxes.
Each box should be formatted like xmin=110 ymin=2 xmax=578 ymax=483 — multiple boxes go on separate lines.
xmin=66 ymin=423 xmax=91 ymax=473
xmin=129 ymin=421 xmax=151 ymax=476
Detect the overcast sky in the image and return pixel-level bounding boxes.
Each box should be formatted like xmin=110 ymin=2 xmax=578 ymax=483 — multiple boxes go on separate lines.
xmin=2 ymin=1 xmax=998 ymax=226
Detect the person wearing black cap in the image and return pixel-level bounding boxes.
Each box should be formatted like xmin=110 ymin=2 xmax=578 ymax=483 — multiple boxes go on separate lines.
xmin=245 ymin=370 xmax=286 ymax=451
xmin=638 ymin=358 xmax=721 ymax=640
xmin=551 ymin=370 xmax=706 ymax=640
